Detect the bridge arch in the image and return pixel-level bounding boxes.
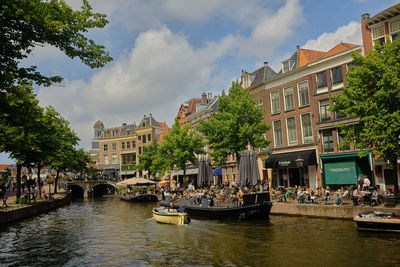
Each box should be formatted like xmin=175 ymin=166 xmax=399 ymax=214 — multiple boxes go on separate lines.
xmin=68 ymin=184 xmax=84 ymax=198
xmin=91 ymin=183 xmax=115 ymax=197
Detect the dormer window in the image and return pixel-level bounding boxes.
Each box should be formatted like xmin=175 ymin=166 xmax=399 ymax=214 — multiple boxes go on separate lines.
xmin=389 ymin=19 xmax=400 ymax=41
xmin=371 ymin=24 xmax=385 ymax=45
xmin=282 ymin=60 xmax=295 ymax=73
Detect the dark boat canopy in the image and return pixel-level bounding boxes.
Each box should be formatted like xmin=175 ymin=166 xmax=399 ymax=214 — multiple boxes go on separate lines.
xmin=265 ymin=149 xmax=317 ymax=168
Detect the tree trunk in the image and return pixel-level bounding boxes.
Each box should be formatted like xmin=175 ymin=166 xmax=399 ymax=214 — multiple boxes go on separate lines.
xmin=183 ymin=168 xmax=186 ymax=189
xmin=54 ymin=170 xmax=59 ymax=194
xmin=16 ymin=164 xmax=22 ymax=199
xmin=37 ymin=162 xmax=42 ymax=198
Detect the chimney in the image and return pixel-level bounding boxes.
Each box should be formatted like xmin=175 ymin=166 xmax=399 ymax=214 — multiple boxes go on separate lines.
xmin=202 ymin=92 xmax=207 ymax=104
xmin=296 ymin=45 xmax=300 ymax=50
xmin=361 ymin=13 xmax=373 ymax=54
xmin=263 ymin=61 xmax=268 ymax=81
xmin=208 ymin=93 xmax=212 ymax=102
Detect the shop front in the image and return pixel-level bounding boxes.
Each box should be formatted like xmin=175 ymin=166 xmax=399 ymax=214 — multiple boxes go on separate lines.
xmin=265 ymin=149 xmax=318 ymax=189
xmin=320 ymin=152 xmax=373 ymax=188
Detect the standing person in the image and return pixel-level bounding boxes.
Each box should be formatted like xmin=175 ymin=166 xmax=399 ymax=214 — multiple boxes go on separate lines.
xmin=357 ymin=176 xmax=363 ymax=189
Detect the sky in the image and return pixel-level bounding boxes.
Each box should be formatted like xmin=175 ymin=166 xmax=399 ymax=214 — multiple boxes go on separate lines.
xmin=1 ymin=0 xmax=398 ymax=164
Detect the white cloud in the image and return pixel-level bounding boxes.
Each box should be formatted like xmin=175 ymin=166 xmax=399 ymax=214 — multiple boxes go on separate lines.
xmin=238 ymin=0 xmax=303 ymax=57
xmin=302 ymin=21 xmax=362 ymax=51
xmin=38 ymin=26 xmax=235 ymax=149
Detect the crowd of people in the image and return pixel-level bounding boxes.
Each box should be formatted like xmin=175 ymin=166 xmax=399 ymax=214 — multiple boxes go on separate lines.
xmin=270 ymin=176 xmax=392 ymax=206
xmin=160 ymin=181 xmax=269 ymax=207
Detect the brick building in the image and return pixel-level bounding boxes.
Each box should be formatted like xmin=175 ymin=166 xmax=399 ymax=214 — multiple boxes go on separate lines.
xmin=360 ymin=3 xmax=400 ymax=191
xmin=244 ymin=43 xmax=371 ymax=189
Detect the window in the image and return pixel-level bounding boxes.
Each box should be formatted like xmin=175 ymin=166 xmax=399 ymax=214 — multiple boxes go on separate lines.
xmin=338 ymin=132 xmax=350 ymax=151
xmin=258 ymin=98 xmax=263 ymax=111
xmin=286 ymin=117 xmax=298 ymax=145
xmin=270 ymin=91 xmax=280 ymax=114
xmin=372 ymin=24 xmax=385 ymax=45
xmin=103 ymin=155 xmax=109 ymax=164
xmin=132 ymin=141 xmax=136 ymax=148
xmin=331 ymin=66 xmax=343 ymax=86
xmin=273 ymin=120 xmax=283 ymax=147
xmin=142 ymin=135 xmax=146 ymax=144
xmin=390 ymin=19 xmax=400 ymax=41
xmin=316 ymin=71 xmax=327 ymax=90
xmin=121 ymin=142 xmax=125 ymax=150
xmin=103 ymin=144 xmax=108 ymax=151
xmin=138 ymin=147 xmax=142 ymax=154
xmin=319 ymin=99 xmax=331 ymax=122
xmin=282 ymin=61 xmax=289 ymax=73
xmin=297 ymin=81 xmax=309 ymax=107
xmin=121 ymin=154 xmax=127 ymax=165
xmin=112 ymin=143 xmax=116 ymax=151
xmin=126 ymin=141 xmax=131 ymax=149
xmin=335 ymin=110 xmax=346 ymax=120
xmin=112 ymin=154 xmax=117 ymax=164
xmin=301 ymin=113 xmax=313 ymax=143
xmin=138 ymin=136 xmax=141 ymax=144
xmin=283 ymin=86 xmax=294 ymax=111
xmin=322 ymin=130 xmax=334 ymax=153
xmin=148 ymin=134 xmax=151 ymax=142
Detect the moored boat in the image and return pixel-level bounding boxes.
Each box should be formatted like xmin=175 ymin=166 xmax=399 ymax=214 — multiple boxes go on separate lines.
xmin=354 ymin=211 xmax=400 ymax=232
xmin=152 ymin=208 xmax=190 ymax=225
xmin=119 ymin=193 xmax=158 ymax=202
xmin=160 ymin=192 xmax=272 ymax=220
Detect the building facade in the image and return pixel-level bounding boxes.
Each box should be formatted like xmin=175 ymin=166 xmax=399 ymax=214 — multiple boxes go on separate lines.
xmin=244 ymin=43 xmax=372 ymax=189
xmin=360 ymin=3 xmax=400 ymax=191
xmin=92 ymin=115 xmax=167 ymax=180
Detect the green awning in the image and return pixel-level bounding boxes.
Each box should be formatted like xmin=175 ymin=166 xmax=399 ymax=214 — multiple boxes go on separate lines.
xmin=324 ymin=161 xmax=357 ymax=185
xmin=320 ymin=152 xmax=369 ymax=160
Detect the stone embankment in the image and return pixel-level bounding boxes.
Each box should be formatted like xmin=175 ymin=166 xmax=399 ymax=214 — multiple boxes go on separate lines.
xmin=0 ymin=193 xmax=70 ymax=225
xmin=271 ymin=202 xmax=400 ymax=219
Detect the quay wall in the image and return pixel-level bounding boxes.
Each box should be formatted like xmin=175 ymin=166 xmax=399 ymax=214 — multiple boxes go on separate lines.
xmin=271 ymin=202 xmax=400 ymax=219
xmin=0 ymin=194 xmax=70 ymax=225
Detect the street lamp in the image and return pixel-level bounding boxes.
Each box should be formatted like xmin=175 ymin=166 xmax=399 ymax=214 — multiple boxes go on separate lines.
xmin=295 ymin=157 xmax=304 ymax=187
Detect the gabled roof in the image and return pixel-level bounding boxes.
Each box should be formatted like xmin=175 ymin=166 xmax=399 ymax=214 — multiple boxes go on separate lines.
xmin=139 ymin=115 xmax=161 ymax=128
xmin=250 ymin=65 xmax=278 ymax=86
xmin=321 ymin=43 xmax=357 ymax=59
xmin=298 ymin=49 xmax=325 ymax=67
xmin=120 ymin=123 xmax=136 ymax=136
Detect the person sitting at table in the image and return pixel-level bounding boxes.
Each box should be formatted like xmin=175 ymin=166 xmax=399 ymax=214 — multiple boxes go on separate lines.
xmin=335 ymin=187 xmax=349 ymax=205
xmin=359 ymin=186 xmax=371 ymax=206
xmin=237 ymin=188 xmax=244 ymax=206
xmin=352 ymin=187 xmax=360 ymax=206
xmin=324 ymin=186 xmax=331 ymax=202
xmin=279 ymin=188 xmax=287 ymax=202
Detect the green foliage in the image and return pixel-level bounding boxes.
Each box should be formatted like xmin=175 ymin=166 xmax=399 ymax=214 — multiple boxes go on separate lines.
xmin=0 ymin=0 xmax=112 ymax=91
xmin=156 ymin=118 xmax=205 ymax=176
xmin=330 ymin=38 xmax=400 ymax=168
xmin=15 ymin=197 xmax=28 ymax=204
xmin=147 ymin=185 xmax=154 ymax=192
xmin=198 ymin=81 xmax=270 ymax=166
xmin=135 ymin=140 xmax=160 ymax=178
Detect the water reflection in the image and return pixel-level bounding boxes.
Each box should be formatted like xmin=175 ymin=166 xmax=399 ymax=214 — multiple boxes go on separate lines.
xmin=0 ymin=197 xmax=399 ymax=266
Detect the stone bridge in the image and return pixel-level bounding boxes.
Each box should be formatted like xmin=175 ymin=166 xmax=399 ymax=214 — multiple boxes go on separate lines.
xmin=67 ymin=180 xmax=117 ymax=198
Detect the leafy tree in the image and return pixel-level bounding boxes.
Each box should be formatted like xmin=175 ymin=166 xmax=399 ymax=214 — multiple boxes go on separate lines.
xmin=198 ymin=81 xmax=270 ymax=166
xmin=0 ymin=0 xmax=112 ymax=91
xmin=330 ymin=38 xmax=400 ymax=192
xmin=159 ymin=119 xmax=205 ymax=180
xmin=135 ymin=140 xmax=160 ymax=179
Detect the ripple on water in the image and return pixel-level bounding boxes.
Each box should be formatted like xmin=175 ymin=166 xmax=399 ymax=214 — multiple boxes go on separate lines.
xmin=1 ymin=197 xmax=400 ymax=266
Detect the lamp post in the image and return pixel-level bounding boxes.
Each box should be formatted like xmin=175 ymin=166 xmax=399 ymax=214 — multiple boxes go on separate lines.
xmin=295 ymin=157 xmax=304 ymax=187
xmin=28 ymin=171 xmax=33 ymax=202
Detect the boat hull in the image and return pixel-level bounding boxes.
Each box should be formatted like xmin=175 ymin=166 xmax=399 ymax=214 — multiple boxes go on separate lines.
xmin=354 ymin=211 xmax=400 ymax=232
xmin=152 ymin=209 xmax=189 ymax=225
xmin=119 ymin=194 xmax=158 ymax=202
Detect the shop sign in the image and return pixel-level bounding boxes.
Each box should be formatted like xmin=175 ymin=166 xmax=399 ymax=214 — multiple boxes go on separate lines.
xmin=278 ymin=160 xmax=291 ymax=167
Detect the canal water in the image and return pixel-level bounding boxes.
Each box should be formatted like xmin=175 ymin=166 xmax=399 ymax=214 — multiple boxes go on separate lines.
xmin=1 ymin=197 xmax=400 ymax=266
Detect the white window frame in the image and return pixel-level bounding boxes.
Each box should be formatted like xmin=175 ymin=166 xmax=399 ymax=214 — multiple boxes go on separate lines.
xmin=389 ymin=18 xmax=400 ymax=41
xmin=283 ymin=86 xmax=294 ymax=111
xmin=112 ymin=154 xmax=117 ymax=164
xmin=103 ymin=144 xmax=108 ymax=151
xmin=286 ymin=117 xmax=298 ymax=145
xmin=270 ymin=91 xmax=281 ymax=114
xmin=112 ymin=143 xmax=116 ymax=151
xmin=316 ymin=71 xmax=328 ymax=93
xmin=330 ymin=65 xmax=343 ymax=90
xmin=319 ymin=99 xmax=331 ymax=122
xmin=300 ymin=113 xmax=313 ymax=144
xmin=103 ymin=155 xmax=109 ymax=165
xmin=272 ymin=120 xmax=283 ymax=148
xmin=371 ymin=23 xmax=386 ymax=47
xmin=297 ymin=80 xmax=310 ymax=107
